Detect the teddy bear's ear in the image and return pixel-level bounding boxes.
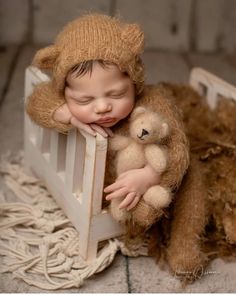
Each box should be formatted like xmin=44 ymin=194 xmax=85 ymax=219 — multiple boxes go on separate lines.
xmin=131 ymin=106 xmax=146 ymax=119
xmin=160 ymin=122 xmax=169 ymax=139
xmin=32 ymin=45 xmax=60 ymax=69
xmin=121 ymin=23 xmax=144 ymax=55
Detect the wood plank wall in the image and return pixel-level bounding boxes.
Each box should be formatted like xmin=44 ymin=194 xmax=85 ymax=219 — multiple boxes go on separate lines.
xmin=1 ymin=0 xmax=236 ymax=52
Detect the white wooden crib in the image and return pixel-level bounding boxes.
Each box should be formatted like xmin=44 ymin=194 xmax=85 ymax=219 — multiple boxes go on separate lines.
xmin=24 ymin=66 xmax=236 ymax=261
xmin=24 ymin=66 xmax=124 ymax=262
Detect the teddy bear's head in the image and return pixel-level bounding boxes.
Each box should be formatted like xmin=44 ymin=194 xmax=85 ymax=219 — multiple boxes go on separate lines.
xmin=129 ymin=107 xmax=170 ymax=144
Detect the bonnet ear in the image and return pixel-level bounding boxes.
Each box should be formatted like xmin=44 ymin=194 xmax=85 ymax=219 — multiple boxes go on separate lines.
xmin=33 ymin=45 xmax=60 ymax=69
xmin=131 ymin=106 xmax=147 ymax=119
xmin=121 ymin=23 xmax=144 ymax=55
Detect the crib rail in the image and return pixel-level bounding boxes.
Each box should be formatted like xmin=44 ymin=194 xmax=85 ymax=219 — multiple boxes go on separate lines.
xmin=190 ymin=67 xmax=236 ymax=109
xmin=24 ymin=66 xmax=124 ymax=261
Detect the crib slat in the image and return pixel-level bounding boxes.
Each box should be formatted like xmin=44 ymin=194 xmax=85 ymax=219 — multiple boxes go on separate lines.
xmin=65 ymin=129 xmax=87 ymax=198
xmin=72 ymin=131 xmax=86 ymax=199
xmin=206 ymin=88 xmax=218 ymax=109
xmin=81 ymin=133 xmax=96 ymax=208
xmin=57 ymin=133 xmax=67 ymax=173
xmin=36 ymin=127 xmax=51 ymax=154
xmin=91 ymin=135 xmax=108 ymax=215
xmin=24 ymin=113 xmax=37 ymax=145
xmin=65 ymin=129 xmax=77 ymax=194
xmin=50 ymin=131 xmax=67 ymax=173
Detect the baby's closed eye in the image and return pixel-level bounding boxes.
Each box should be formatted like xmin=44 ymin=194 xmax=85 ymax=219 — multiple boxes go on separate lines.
xmin=110 ymin=91 xmax=126 ymax=98
xmin=75 ymin=96 xmax=94 ymax=104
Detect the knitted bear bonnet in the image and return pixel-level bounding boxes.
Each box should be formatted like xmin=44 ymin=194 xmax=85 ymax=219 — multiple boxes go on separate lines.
xmin=33 ymin=14 xmax=145 ymax=94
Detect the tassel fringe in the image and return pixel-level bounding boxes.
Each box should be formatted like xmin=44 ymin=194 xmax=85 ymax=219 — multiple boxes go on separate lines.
xmin=0 ymin=154 xmax=120 ymax=290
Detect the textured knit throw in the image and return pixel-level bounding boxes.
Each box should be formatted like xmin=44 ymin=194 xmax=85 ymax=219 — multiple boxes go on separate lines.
xmin=0 ymin=153 xmax=147 ymax=290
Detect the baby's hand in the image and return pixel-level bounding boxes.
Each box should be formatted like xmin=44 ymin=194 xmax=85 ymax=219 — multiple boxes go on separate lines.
xmin=53 ymin=103 xmax=113 ymax=137
xmin=119 ymin=191 xmax=141 ymax=211
xmin=53 ymin=103 xmax=72 ymax=124
xmin=71 ymin=117 xmax=114 ymax=138
xmin=104 ymin=164 xmax=160 ymax=210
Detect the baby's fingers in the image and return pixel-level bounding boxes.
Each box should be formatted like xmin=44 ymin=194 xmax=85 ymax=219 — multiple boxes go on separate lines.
xmin=105 ymin=187 xmax=127 ymax=201
xmin=127 ymin=194 xmax=141 ymax=211
xmin=104 ymin=181 xmax=123 ymax=193
xmin=104 ymin=127 xmax=114 ymax=137
xmin=119 ymin=192 xmax=136 ymax=209
xmin=71 ymin=118 xmax=96 ymax=136
xmin=90 ymin=124 xmax=108 ymax=138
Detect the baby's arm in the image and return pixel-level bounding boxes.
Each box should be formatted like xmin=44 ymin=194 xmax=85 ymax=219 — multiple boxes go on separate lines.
xmin=26 ymin=81 xmax=72 ymax=133
xmin=105 ymin=164 xmax=160 ymax=210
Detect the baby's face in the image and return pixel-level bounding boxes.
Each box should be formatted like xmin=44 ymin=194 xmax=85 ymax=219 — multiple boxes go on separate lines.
xmin=65 ymin=62 xmax=135 ymax=127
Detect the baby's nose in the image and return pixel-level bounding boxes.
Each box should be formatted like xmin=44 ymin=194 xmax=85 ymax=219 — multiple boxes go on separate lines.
xmin=95 ymin=100 xmax=112 ymax=113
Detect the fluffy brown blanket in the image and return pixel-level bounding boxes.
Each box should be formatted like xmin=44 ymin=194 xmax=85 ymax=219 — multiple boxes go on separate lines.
xmin=155 ymin=82 xmax=236 ymax=261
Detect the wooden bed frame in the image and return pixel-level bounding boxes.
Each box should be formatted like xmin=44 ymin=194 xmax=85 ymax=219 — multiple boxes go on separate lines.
xmin=24 ymin=66 xmax=236 ymax=261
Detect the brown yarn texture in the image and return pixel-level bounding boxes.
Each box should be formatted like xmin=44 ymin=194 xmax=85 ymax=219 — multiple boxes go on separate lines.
xmin=152 ymin=82 xmax=236 ymax=262
xmin=32 ymin=14 xmax=145 ymax=95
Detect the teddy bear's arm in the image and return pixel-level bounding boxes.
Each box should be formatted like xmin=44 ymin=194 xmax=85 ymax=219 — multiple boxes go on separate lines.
xmin=108 ymin=135 xmax=131 ymax=151
xmin=25 ymin=81 xmax=72 ymax=134
xmin=144 ymin=144 xmax=167 ymax=174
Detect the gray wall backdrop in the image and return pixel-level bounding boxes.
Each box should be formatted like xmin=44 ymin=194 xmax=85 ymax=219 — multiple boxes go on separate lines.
xmin=1 ymin=0 xmax=236 ymax=52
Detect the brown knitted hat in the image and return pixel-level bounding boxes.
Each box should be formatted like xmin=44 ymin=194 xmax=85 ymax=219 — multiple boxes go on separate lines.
xmin=33 ymin=14 xmax=145 ymax=94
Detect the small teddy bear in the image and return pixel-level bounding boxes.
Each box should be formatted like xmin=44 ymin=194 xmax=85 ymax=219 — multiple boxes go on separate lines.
xmin=108 ymin=106 xmax=172 ymax=223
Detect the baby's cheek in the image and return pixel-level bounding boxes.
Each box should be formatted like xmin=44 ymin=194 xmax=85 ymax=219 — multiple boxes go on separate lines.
xmin=70 ymin=104 xmax=92 ymax=123
xmin=120 ymin=101 xmax=134 ymax=118
xmin=66 ymin=101 xmax=80 ymax=119
xmin=66 ymin=100 xmax=75 ymax=114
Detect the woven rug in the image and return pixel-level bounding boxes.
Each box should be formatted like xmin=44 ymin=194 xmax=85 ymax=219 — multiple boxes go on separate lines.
xmin=0 ymin=153 xmax=147 ymax=290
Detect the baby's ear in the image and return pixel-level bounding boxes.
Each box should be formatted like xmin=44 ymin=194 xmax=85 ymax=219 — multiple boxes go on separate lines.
xmin=33 ymin=45 xmax=60 ymax=69
xmin=131 ymin=106 xmax=146 ymax=119
xmin=121 ymin=23 xmax=144 ymax=55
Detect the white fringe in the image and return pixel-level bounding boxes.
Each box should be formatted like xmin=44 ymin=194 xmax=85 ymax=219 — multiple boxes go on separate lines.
xmin=0 ymin=154 xmax=121 ymax=290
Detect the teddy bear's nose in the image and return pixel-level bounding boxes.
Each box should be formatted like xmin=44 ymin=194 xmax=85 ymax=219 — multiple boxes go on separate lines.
xmin=141 ymin=128 xmax=149 ymax=137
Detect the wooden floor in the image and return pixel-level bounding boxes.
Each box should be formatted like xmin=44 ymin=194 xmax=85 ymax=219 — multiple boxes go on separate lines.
xmin=1 ymin=45 xmax=236 ymax=292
